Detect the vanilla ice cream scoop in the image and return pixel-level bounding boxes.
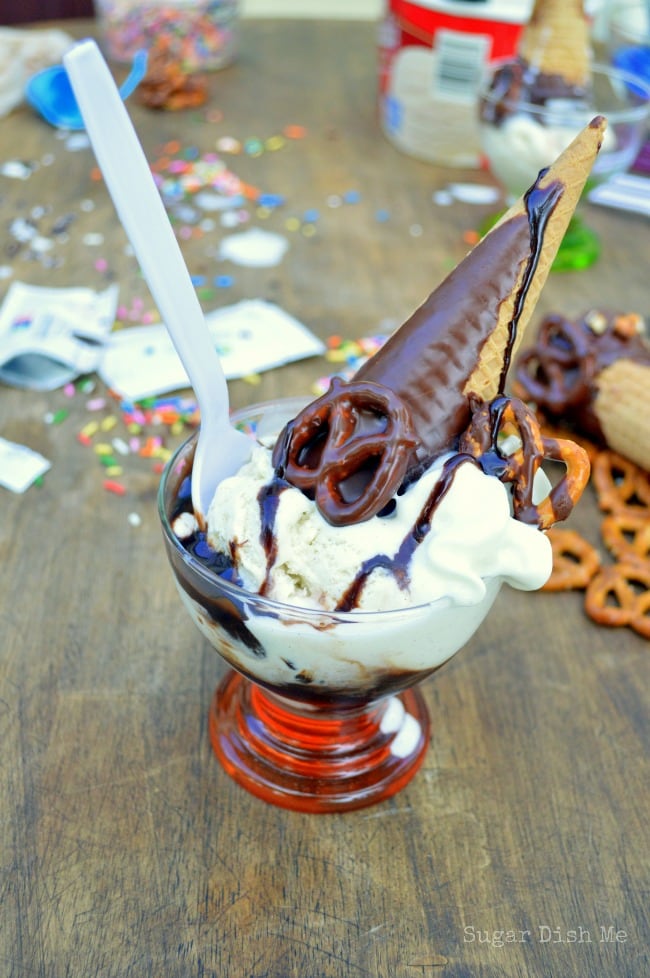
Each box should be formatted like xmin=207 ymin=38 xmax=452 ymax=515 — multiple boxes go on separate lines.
xmin=207 ymin=439 xmax=551 ymax=614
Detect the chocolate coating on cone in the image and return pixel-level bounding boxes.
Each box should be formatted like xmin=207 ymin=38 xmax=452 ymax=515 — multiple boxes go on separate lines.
xmin=355 ymin=180 xmax=558 ymax=461
xmin=273 ymin=118 xmax=606 ymax=525
xmin=272 ymin=180 xmax=548 ymax=526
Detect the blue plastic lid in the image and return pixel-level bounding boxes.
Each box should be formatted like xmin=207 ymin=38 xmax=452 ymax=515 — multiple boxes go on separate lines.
xmin=26 ymin=46 xmax=147 ymax=129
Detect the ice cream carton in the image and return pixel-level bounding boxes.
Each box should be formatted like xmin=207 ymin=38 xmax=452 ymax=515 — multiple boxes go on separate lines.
xmin=378 ymin=0 xmax=533 ymax=166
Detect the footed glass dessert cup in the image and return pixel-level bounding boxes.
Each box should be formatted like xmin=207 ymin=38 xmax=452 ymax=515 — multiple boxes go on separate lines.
xmin=158 ymin=397 xmax=502 ymax=813
xmin=479 ymin=62 xmax=650 ymax=270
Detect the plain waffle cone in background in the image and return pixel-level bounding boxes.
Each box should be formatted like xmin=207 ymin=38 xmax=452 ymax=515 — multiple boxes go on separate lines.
xmin=595 ymin=359 xmax=650 ymax=471
xmin=463 ymin=116 xmax=607 ymax=405
xmin=518 ymin=0 xmax=592 ymax=87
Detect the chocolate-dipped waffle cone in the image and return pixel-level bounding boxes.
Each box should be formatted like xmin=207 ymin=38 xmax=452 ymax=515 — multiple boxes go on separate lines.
xmin=273 ymin=118 xmax=606 ymax=525
xmin=462 ymin=118 xmax=606 ymax=408
xmin=518 ymin=0 xmax=592 ymax=88
xmin=357 ymin=116 xmax=607 ymax=458
xmin=592 ymin=360 xmax=650 ymax=471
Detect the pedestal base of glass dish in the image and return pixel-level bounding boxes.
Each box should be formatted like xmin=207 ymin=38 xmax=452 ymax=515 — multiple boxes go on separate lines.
xmin=209 ymin=670 xmax=431 ymax=813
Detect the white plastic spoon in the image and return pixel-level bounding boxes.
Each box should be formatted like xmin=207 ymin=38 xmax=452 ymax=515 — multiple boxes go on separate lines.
xmin=63 ymin=39 xmax=251 ymax=526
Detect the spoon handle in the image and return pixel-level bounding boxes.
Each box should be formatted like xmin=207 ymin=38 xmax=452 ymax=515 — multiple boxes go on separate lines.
xmin=118 ymin=48 xmax=148 ymax=101
xmin=63 ymin=40 xmax=226 ymax=415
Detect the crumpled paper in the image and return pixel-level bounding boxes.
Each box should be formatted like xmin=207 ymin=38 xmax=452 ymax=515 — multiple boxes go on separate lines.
xmin=0 ymin=281 xmax=119 ymax=391
xmin=0 ymin=26 xmax=75 ymax=117
xmin=0 ymin=436 xmax=51 ymax=493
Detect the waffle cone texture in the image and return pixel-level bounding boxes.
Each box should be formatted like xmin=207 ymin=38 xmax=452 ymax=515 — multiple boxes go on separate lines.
xmin=595 ymin=359 xmax=650 ymax=470
xmin=518 ymin=0 xmax=592 ymax=88
xmin=464 ymin=116 xmax=607 ymax=406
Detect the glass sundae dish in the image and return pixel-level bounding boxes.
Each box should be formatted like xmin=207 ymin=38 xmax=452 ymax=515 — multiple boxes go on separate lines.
xmin=159 ymin=398 xmax=505 ymax=813
xmin=478 ymin=0 xmax=650 ymax=270
xmin=158 ymin=122 xmax=603 ymax=812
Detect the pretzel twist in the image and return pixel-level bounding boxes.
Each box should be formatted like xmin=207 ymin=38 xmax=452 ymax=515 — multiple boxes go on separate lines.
xmin=515 ymin=314 xmax=594 ymax=412
xmin=543 ymin=528 xmax=601 ymax=591
xmin=272 ymin=377 xmax=418 ymax=525
xmin=592 ymin=450 xmax=650 ymax=514
xmin=585 ymin=562 xmax=650 ymax=639
xmin=459 ymin=396 xmax=591 ymax=529
xmin=601 ymin=513 xmax=650 ymax=564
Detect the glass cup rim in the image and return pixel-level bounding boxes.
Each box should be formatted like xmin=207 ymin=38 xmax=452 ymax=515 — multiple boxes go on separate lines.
xmin=157 ymin=396 xmax=499 ymax=623
xmin=611 ymin=22 xmax=650 ymax=47
xmin=480 ymin=60 xmax=650 ymax=125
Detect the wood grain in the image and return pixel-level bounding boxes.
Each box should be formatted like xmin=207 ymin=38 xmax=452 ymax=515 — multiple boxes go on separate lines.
xmin=1 ymin=19 xmax=648 ymax=978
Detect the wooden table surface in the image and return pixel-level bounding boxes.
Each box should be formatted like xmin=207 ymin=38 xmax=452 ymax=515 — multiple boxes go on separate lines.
xmin=1 ymin=18 xmax=648 ymax=978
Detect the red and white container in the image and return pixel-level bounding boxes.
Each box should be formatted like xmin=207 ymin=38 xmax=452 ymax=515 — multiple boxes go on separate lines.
xmin=378 ymin=0 xmax=533 ymax=167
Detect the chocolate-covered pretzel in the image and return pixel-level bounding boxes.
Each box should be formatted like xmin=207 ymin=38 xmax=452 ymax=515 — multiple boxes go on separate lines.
xmin=516 ymin=311 xmax=650 ymax=443
xmin=271 ymin=377 xmax=418 ymax=526
xmin=458 ymin=395 xmax=591 ymax=529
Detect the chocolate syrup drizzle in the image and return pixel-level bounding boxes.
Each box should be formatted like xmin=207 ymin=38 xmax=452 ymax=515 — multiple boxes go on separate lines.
xmin=497 ymin=171 xmax=564 ymax=395
xmin=334 ymin=453 xmax=472 ymax=612
xmin=479 ymin=58 xmax=591 ymax=128
xmin=257 ymin=478 xmax=287 ymax=598
xmin=252 ymin=451 xmax=478 ymax=612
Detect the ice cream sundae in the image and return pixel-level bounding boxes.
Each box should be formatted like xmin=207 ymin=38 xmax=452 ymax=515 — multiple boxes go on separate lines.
xmin=159 ymin=119 xmax=605 ymax=810
xmin=478 ymin=0 xmax=648 ymax=275
xmin=479 ymin=0 xmax=596 ymax=195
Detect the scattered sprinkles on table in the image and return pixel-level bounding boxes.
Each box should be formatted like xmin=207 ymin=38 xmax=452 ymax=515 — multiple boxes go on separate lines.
xmin=97 ymin=0 xmax=239 ymax=73
xmin=0 ymin=110 xmax=498 ymax=285
xmin=35 ymin=379 xmax=203 ymax=521
xmin=312 ymin=332 xmax=390 ymax=395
